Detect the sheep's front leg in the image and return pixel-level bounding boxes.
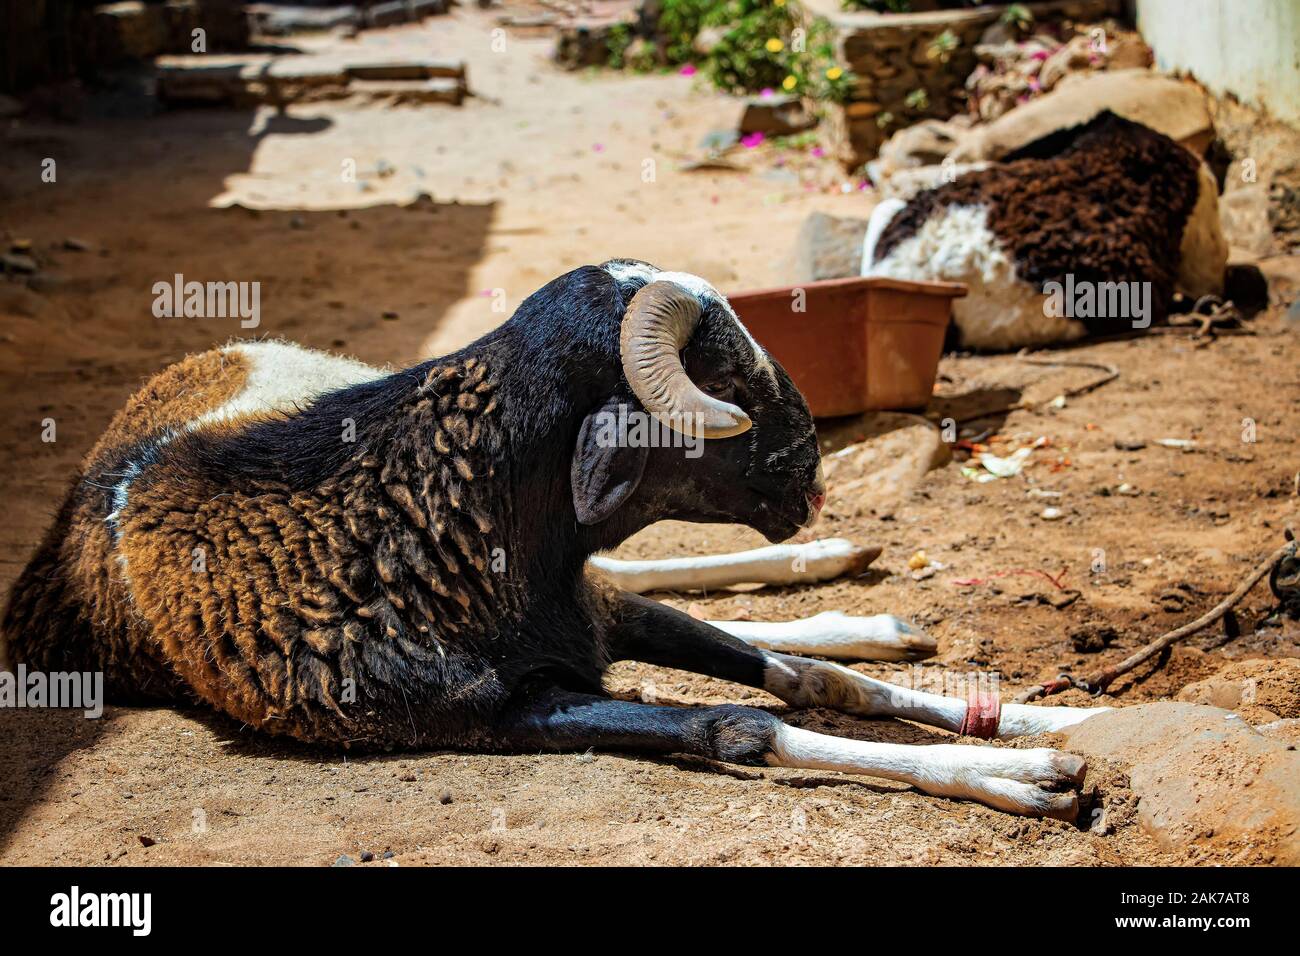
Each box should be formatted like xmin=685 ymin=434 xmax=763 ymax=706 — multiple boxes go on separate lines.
xmin=496 ymin=686 xmax=1085 ymax=819
xmin=706 ymin=611 xmax=937 ymax=662
xmin=765 ymin=654 xmax=1110 ymax=738
xmin=610 ymin=594 xmax=1105 ymax=738
xmin=588 ymin=538 xmax=879 ymax=594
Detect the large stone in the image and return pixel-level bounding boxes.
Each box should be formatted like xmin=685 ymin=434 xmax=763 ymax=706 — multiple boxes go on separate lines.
xmin=245 ymin=5 xmax=362 ymax=36
xmin=790 ymin=211 xmax=869 ymax=284
xmin=344 ymin=59 xmax=465 ymax=82
xmin=819 ymin=413 xmax=950 ymax=517
xmin=1219 ymin=185 xmax=1276 ymax=259
xmin=554 ymin=15 xmax=631 ymax=70
xmin=1177 ymin=658 xmax=1300 ymax=723
xmin=348 ymin=78 xmax=463 ymax=106
xmin=870 ymin=117 xmax=968 ymax=183
xmin=947 ymin=69 xmax=1215 ymax=164
xmin=808 ymin=0 xmax=1122 ymax=165
xmin=738 ymin=95 xmax=816 ymax=137
xmin=1061 ymin=702 xmax=1300 ymax=864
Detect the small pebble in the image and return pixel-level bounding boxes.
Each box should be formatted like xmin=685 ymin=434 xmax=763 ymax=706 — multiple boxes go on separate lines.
xmin=332 ymin=854 xmax=355 ymax=867
xmin=1040 ymin=507 xmax=1064 ymax=521
xmin=438 ymin=790 xmax=453 ymax=804
xmin=359 ymin=850 xmax=374 ymax=862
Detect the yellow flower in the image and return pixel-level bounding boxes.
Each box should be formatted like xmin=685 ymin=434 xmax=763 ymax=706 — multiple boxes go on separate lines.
xmin=774 ymin=0 xmax=786 ymax=6
xmin=782 ymin=74 xmax=798 ymax=91
xmin=826 ymin=66 xmax=843 ymax=80
xmin=765 ymin=38 xmax=784 ymax=53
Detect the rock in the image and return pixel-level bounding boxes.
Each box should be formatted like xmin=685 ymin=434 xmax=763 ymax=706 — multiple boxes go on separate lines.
xmin=948 ymin=70 xmax=1215 ymax=165
xmin=349 ymin=78 xmax=464 ymax=107
xmin=1061 ymin=702 xmax=1300 ymax=864
xmin=438 ymin=789 xmax=453 ymax=804
xmin=332 ymin=854 xmax=356 ymax=867
xmin=1113 ymin=438 xmax=1146 ymax=451
xmin=246 ymin=5 xmax=361 ymax=37
xmin=1 ymin=253 xmax=38 ymax=275
xmin=875 ymin=161 xmax=989 ymax=201
xmin=554 ymin=17 xmax=624 ymax=70
xmin=1256 ymin=718 xmax=1300 ymax=745
xmin=819 ymin=412 xmax=950 ymax=517
xmin=359 ymin=850 xmax=375 ymax=862
xmin=790 ymin=211 xmax=869 ymax=284
xmin=343 ymin=59 xmax=465 ymax=82
xmin=1069 ymin=623 xmax=1118 ymax=653
xmin=1176 ymin=658 xmax=1300 ymax=723
xmin=738 ymin=95 xmax=816 ymax=137
xmin=1219 ymin=185 xmax=1275 ymax=259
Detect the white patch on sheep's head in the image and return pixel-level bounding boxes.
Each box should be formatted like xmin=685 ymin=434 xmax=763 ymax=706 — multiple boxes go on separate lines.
xmin=601 ymin=260 xmax=775 ymax=381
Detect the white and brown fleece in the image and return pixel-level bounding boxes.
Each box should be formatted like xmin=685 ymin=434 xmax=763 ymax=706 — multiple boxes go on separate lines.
xmin=862 ymin=111 xmax=1227 ymax=351
xmin=0 ymin=340 xmax=525 ymax=745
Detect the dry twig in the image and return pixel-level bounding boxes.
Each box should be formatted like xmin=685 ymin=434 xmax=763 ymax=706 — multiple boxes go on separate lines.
xmin=1014 ymin=533 xmax=1298 ymax=704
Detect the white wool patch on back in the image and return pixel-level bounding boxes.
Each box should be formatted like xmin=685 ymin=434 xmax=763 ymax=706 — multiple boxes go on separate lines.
xmin=866 ymin=203 xmax=1086 ymax=351
xmin=859 ymin=198 xmax=907 ymax=274
xmin=106 ymin=341 xmax=387 ymax=550
xmin=602 ymin=262 xmax=775 ymax=378
xmin=188 ymin=340 xmax=387 ymax=432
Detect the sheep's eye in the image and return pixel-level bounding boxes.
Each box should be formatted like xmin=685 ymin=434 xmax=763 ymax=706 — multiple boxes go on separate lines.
xmin=701 ymin=379 xmax=735 ymax=399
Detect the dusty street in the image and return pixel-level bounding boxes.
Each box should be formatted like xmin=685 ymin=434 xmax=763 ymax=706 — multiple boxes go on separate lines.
xmin=1 ymin=8 xmax=1297 ymax=866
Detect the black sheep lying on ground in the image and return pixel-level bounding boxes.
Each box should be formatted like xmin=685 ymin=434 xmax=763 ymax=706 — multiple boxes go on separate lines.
xmin=2 ymin=261 xmax=1104 ymax=818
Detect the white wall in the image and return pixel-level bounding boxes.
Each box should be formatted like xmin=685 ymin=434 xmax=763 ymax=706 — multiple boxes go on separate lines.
xmin=1135 ymin=0 xmax=1300 ymax=126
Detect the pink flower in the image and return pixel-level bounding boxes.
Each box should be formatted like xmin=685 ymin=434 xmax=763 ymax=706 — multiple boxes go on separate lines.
xmin=811 ymin=146 xmax=825 ymax=158
xmin=592 ymin=143 xmax=604 ymax=152
xmin=760 ymin=87 xmax=775 ymax=98
xmin=1031 ymin=50 xmax=1050 ymax=61
xmin=740 ymin=131 xmax=765 ymax=148
xmin=679 ymin=64 xmax=697 ymax=76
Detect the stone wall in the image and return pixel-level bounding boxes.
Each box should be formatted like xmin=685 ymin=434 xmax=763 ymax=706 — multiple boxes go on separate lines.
xmin=805 ymin=0 xmax=1120 ymax=169
xmin=2 ymin=0 xmax=248 ymax=95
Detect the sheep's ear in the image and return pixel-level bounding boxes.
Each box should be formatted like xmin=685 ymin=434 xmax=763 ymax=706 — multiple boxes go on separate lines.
xmin=571 ymin=397 xmax=648 ymax=525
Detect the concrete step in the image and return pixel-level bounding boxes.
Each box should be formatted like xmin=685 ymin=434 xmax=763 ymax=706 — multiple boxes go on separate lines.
xmin=155 ymin=53 xmax=468 ymax=106
xmin=348 ymin=78 xmax=463 ymax=106
xmin=343 ymin=59 xmax=466 ymax=82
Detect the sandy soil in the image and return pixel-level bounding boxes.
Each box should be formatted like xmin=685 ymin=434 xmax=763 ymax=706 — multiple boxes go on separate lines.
xmin=2 ymin=9 xmax=1298 ymax=866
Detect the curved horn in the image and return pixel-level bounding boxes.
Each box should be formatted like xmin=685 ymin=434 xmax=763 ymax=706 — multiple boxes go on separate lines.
xmin=619 ymin=281 xmax=752 ymax=439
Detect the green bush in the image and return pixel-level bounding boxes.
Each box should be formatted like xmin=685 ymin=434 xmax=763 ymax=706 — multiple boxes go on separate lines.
xmin=607 ymin=0 xmax=853 ymax=103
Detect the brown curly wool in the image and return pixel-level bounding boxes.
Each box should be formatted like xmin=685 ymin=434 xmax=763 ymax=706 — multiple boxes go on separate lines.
xmin=1 ymin=349 xmax=252 ymax=702
xmin=875 ymin=111 xmax=1202 ymax=329
xmin=3 ymin=342 xmax=539 ymax=748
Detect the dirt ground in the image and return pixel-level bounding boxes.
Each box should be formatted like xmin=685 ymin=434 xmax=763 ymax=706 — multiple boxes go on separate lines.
xmin=2 ymin=9 xmax=1298 ymax=866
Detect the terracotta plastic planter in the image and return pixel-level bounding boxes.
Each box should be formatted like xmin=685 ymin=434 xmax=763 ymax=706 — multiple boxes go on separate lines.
xmin=728 ymin=276 xmax=967 ymax=417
